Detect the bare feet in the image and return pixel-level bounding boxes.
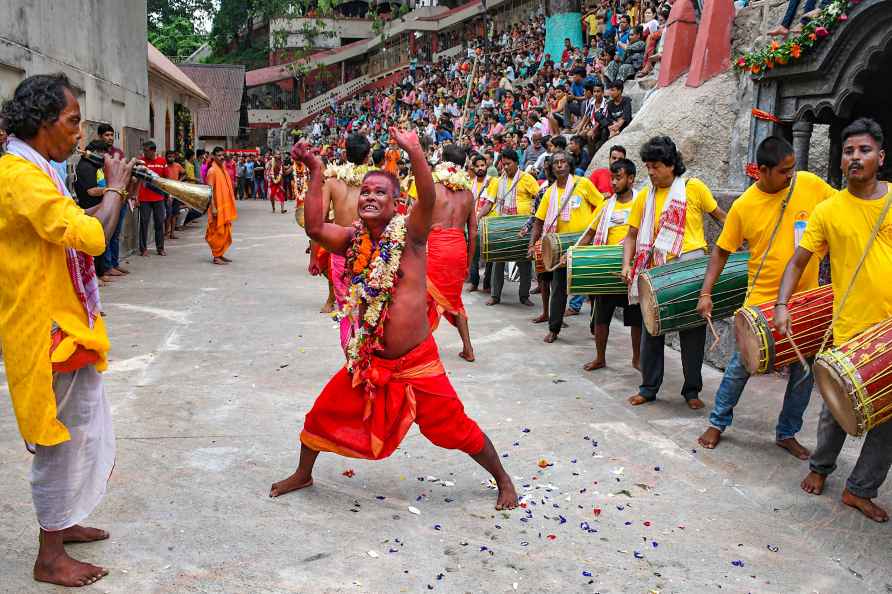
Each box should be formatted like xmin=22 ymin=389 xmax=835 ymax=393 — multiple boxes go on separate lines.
xmin=632 ymin=358 xmax=641 ymax=371
xmin=842 ymin=489 xmax=889 ymax=523
xmin=520 ymin=297 xmax=535 ymax=307
xmin=628 ymin=394 xmax=651 ymax=406
xmin=544 ymin=332 xmax=558 ymax=343
xmin=468 ymin=285 xmax=479 ymax=292
xmin=269 ymin=472 xmax=313 ymax=497
xmin=485 ymin=297 xmax=500 ymax=306
xmin=106 ymin=268 xmax=124 ymax=277
xmin=98 ymin=279 xmax=109 ymax=287
xmin=157 ymin=249 xmax=167 ymax=256
xmin=565 ymin=308 xmax=579 ymax=316
xmin=532 ymin=314 xmax=548 ymax=324
xmin=583 ymin=358 xmax=605 ymax=371
xmin=687 ymin=398 xmax=705 ymax=410
xmin=531 ymin=286 xmax=541 ymax=295
xmin=33 ymin=550 xmax=108 ymax=587
xmin=59 ymin=525 xmax=109 ymax=544
xmin=800 ymin=471 xmax=826 ymax=495
xmin=459 ymin=349 xmax=476 ymax=362
xmin=767 ymin=25 xmax=789 ymax=37
xmin=776 ymin=437 xmax=810 ymax=460
xmin=320 ymin=300 xmax=335 ymax=314
xmin=139 ymin=250 xmax=149 ymax=257
xmin=212 ymin=257 xmax=227 ymax=265
xmin=220 ymin=255 xmax=232 ymax=263
xmin=789 ymin=24 xmax=804 ymax=34
xmin=114 ymin=266 xmax=129 ymax=274
xmin=802 ymin=8 xmax=822 ymax=18
xmin=698 ymin=427 xmax=722 ymax=449
xmin=495 ymin=478 xmax=519 ymax=510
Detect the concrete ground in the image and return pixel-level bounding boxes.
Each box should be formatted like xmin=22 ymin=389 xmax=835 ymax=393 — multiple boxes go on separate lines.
xmin=1 ymin=200 xmax=890 ymax=594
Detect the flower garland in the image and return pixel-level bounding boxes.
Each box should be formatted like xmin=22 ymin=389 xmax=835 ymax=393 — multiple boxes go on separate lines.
xmin=735 ymin=0 xmax=854 ymax=76
xmin=324 ymin=162 xmax=379 ymax=186
xmin=337 ymin=214 xmax=408 ymax=373
xmin=432 ymin=162 xmax=472 ymax=191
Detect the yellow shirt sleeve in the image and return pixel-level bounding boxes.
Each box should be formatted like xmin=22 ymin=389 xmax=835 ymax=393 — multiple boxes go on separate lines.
xmin=485 ymin=177 xmax=499 ymax=202
xmin=799 ymin=201 xmax=829 ymax=258
xmin=14 ymin=158 xmax=106 ymax=256
xmin=535 ymin=187 xmax=551 ymax=221
xmin=715 ymin=202 xmax=743 ymax=253
xmin=627 ymin=186 xmax=649 ymax=230
xmin=690 ymin=178 xmax=718 ymax=215
xmin=577 ymin=177 xmax=604 ymax=210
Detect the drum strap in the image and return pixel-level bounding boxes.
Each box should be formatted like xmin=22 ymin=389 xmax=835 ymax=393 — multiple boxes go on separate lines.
xmin=816 ymin=185 xmax=892 ymax=355
xmin=544 ymin=177 xmax=579 ymax=233
xmin=745 ymin=173 xmax=798 ymax=303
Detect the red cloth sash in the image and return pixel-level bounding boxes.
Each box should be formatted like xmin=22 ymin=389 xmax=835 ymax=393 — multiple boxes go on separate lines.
xmin=426 ymin=227 xmax=468 ymax=329
xmin=300 ymin=335 xmax=484 ymax=459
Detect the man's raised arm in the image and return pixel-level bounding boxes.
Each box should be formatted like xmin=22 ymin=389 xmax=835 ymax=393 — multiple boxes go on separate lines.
xmin=392 ymin=126 xmax=435 ymax=244
xmin=292 ymin=143 xmax=352 ymax=255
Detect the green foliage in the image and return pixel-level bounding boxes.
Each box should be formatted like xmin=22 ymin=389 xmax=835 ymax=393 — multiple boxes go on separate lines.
xmin=148 ymin=16 xmax=207 ymax=59
xmin=147 ymin=0 xmax=214 ymax=36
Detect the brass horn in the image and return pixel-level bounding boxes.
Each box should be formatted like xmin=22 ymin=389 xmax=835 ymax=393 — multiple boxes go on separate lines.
xmin=78 ymin=150 xmax=211 ymax=214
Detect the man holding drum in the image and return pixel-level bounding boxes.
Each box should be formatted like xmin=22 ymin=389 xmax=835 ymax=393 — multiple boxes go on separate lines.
xmin=571 ymin=157 xmax=642 ymax=371
xmin=777 ymin=118 xmax=892 ymax=523
xmin=695 ymin=136 xmax=836 ymax=457
xmin=621 ymin=136 xmax=726 ymax=409
xmin=529 ymin=150 xmax=605 ymax=343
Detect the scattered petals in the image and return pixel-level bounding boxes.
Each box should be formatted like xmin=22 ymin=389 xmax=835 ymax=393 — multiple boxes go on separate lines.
xmin=342 ymin=469 xmax=355 ymax=478
xmin=408 ymin=506 xmax=421 ymax=515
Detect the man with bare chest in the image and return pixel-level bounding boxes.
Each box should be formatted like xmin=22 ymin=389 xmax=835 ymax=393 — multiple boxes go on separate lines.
xmin=271 ymin=128 xmax=517 ymax=510
xmin=426 ymin=143 xmax=477 ymax=362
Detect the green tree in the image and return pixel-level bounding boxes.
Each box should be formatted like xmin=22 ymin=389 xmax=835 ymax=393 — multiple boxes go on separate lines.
xmin=148 ymin=16 xmax=207 ymax=59
xmin=148 ymin=0 xmax=214 ymax=37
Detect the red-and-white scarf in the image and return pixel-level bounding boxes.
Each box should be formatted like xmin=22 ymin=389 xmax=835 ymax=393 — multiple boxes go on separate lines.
xmin=543 ymin=175 xmax=579 ymax=233
xmin=629 ymin=177 xmax=688 ymax=303
xmin=6 ymin=137 xmax=101 ymax=327
xmin=471 ymin=175 xmax=491 ymax=211
xmin=496 ymin=169 xmax=522 ymax=215
xmin=592 ymin=195 xmax=617 ymax=246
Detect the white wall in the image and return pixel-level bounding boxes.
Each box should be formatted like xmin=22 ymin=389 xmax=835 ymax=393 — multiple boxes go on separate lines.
xmin=0 ymin=0 xmax=150 ymax=150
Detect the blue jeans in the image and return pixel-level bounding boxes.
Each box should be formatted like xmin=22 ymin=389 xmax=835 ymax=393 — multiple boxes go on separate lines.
xmin=781 ymin=0 xmax=829 ymax=28
xmin=103 ymin=202 xmax=130 ymax=270
xmin=708 ymin=351 xmax=813 ymax=440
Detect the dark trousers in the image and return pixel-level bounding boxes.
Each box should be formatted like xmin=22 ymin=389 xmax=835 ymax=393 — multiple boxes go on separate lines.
xmin=138 ymin=201 xmax=165 ymax=253
xmin=243 ymin=178 xmax=254 ymax=199
xmin=545 ymin=267 xmax=569 ymax=335
xmin=563 ymin=99 xmax=583 ymax=127
xmin=236 ymin=177 xmax=245 ymax=199
xmin=468 ymin=241 xmax=493 ymax=289
xmin=639 ymin=325 xmax=706 ymax=401
xmin=491 ymin=260 xmax=532 ymax=302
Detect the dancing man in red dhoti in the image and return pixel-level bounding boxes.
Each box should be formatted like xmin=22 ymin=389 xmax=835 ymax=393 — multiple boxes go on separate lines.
xmin=270 ymin=128 xmax=517 ymax=510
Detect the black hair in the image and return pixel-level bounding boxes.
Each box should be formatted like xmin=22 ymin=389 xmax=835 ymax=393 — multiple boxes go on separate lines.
xmin=841 ymin=117 xmax=885 ymax=147
xmin=212 ymin=146 xmax=224 ymax=155
xmin=608 ymin=80 xmax=624 ymax=92
xmin=470 ymin=152 xmax=487 ymax=166
xmin=372 ymin=147 xmax=385 ymax=166
xmin=97 ymin=123 xmax=114 ymax=136
xmin=86 ymin=139 xmax=109 ymax=153
xmin=501 ymin=148 xmax=519 ymax=164
xmin=0 ymin=73 xmax=75 ymax=140
xmin=551 ymin=136 xmax=568 ymax=150
xmin=196 ymin=149 xmax=206 ymax=157
xmin=184 ymin=149 xmax=195 ymax=159
xmin=442 ymin=143 xmax=467 ymax=167
xmin=346 ymin=133 xmax=371 ymax=165
xmin=609 ymin=145 xmax=627 ymax=157
xmin=143 ymin=140 xmax=157 ymax=151
xmin=756 ymin=135 xmax=795 ymax=169
xmin=610 ymin=157 xmax=637 ymax=177
xmin=640 ymin=136 xmax=686 ymax=176
xmin=570 ymin=135 xmax=585 ymax=148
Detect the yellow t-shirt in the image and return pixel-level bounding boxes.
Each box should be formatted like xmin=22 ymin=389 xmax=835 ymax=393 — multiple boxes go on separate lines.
xmin=799 ymin=185 xmax=892 ymax=345
xmin=535 ymin=176 xmax=604 ymax=234
xmin=584 ymin=13 xmax=599 ymax=32
xmin=586 ymin=197 xmax=635 ymax=246
xmin=0 ymin=154 xmax=110 ymax=446
xmin=627 ymin=177 xmax=718 ymax=259
xmin=717 ymin=172 xmax=836 ymax=306
xmin=486 ymin=171 xmax=539 ymax=216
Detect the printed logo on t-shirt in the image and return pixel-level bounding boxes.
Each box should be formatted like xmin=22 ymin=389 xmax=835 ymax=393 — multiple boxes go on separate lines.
xmin=570 ymin=195 xmax=582 ymax=209
xmin=793 ymin=210 xmax=808 ymax=247
xmin=610 ymin=210 xmax=629 ymax=226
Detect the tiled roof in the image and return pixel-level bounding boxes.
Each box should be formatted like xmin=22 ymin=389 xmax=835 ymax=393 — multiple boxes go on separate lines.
xmin=179 ymin=63 xmax=246 ymax=138
xmin=147 ymin=43 xmax=210 ymax=105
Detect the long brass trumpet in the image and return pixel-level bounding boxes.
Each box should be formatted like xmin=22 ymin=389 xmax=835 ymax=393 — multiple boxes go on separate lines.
xmin=78 ymin=150 xmax=211 ymax=214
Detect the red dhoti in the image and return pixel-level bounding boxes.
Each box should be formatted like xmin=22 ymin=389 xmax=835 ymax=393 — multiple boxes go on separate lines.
xmin=300 ymin=335 xmax=485 ymax=459
xmin=426 ymin=227 xmax=468 ymax=329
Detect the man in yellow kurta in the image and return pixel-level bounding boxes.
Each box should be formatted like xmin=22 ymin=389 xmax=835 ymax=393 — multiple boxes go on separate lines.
xmin=777 ymin=118 xmax=892 ymax=524
xmin=621 ymin=136 xmax=726 ymax=410
xmin=478 ymin=149 xmax=540 ymax=306
xmin=529 ymin=150 xmax=604 ymax=342
xmin=205 ymin=146 xmax=238 ymax=265
xmin=0 ymin=74 xmax=136 ymax=587
xmin=695 ymin=136 xmax=836 ymax=458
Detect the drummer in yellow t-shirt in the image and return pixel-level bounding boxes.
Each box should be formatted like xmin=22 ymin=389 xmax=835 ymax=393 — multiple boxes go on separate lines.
xmin=776 ymin=117 xmax=892 ymax=524
xmin=621 ymin=136 xmax=726 ymax=409
xmin=570 ymin=157 xmax=642 ymax=372
xmin=478 ymin=149 xmax=541 ymax=306
xmin=694 ymin=136 xmax=836 ymax=457
xmin=530 ymin=150 xmax=604 ymax=343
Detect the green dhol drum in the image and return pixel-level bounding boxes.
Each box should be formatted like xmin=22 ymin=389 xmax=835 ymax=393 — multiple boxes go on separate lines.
xmin=567 ymin=245 xmax=627 ymax=295
xmin=480 ymin=215 xmax=531 ymax=262
xmin=541 ymin=231 xmax=584 ymax=271
xmin=638 ymin=251 xmax=749 ymax=336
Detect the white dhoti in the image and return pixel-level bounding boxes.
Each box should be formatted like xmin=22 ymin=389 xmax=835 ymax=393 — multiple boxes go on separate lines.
xmin=29 ymin=365 xmax=115 ymax=531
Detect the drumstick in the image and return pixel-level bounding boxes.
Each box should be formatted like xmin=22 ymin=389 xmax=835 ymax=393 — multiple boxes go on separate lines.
xmin=705 ymin=315 xmax=721 ymax=353
xmin=780 ymin=325 xmax=812 ymax=386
